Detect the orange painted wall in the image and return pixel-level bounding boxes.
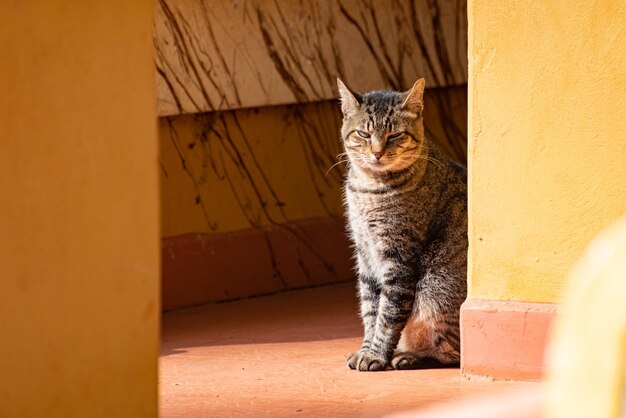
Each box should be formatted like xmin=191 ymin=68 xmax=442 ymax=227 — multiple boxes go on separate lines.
xmin=0 ymin=2 xmax=159 ymax=416
xmin=160 ymin=89 xmax=467 ymax=238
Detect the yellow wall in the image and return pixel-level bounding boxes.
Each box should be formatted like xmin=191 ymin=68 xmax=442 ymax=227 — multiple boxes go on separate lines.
xmin=0 ymin=2 xmax=159 ymax=417
xmin=468 ymin=0 xmax=626 ymax=303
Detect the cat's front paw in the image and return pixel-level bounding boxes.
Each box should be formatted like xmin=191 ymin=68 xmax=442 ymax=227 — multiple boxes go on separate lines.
xmin=346 ymin=352 xmax=360 ymax=369
xmin=347 ymin=352 xmax=388 ymax=371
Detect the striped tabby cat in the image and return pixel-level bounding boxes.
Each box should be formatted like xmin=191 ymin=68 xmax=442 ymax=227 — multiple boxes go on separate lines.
xmin=338 ymin=78 xmax=467 ymax=371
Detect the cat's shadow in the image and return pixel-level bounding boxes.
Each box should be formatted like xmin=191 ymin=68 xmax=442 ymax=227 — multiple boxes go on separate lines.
xmin=160 ymin=283 xmax=362 ymax=357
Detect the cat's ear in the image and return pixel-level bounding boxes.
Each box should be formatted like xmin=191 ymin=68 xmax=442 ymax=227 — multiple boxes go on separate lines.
xmin=401 ymin=78 xmax=425 ymax=114
xmin=337 ymin=78 xmax=361 ymax=116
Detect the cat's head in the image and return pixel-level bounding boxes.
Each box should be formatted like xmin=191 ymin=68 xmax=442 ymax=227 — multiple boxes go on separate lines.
xmin=337 ymin=78 xmax=426 ymax=174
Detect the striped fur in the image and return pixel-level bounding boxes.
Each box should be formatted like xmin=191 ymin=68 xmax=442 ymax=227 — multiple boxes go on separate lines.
xmin=338 ymin=79 xmax=467 ymax=372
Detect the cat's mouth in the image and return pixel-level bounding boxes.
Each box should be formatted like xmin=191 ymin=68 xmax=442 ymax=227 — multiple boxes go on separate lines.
xmin=351 ymin=154 xmax=402 ymax=173
xmin=365 ymin=159 xmax=391 ymax=172
xmin=363 ymin=156 xmax=413 ymax=173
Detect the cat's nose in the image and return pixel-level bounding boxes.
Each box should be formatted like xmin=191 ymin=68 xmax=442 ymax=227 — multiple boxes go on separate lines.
xmin=373 ymin=151 xmax=384 ymax=160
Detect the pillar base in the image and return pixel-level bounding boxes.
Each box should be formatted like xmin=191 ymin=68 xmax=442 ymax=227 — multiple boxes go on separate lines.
xmin=461 ymin=298 xmax=557 ymax=381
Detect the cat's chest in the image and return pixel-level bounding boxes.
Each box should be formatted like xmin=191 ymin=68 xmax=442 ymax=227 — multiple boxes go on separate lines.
xmin=345 ymin=193 xmax=404 ymax=275
xmin=345 ymin=181 xmax=430 ymax=242
xmin=346 ymin=189 xmax=408 ymax=243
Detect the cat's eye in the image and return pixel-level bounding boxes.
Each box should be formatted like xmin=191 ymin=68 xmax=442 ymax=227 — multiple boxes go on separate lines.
xmin=355 ymin=130 xmax=371 ymax=139
xmin=387 ymin=132 xmax=404 ymax=140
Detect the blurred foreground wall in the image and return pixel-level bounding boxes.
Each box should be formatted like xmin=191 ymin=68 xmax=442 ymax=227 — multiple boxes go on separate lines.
xmin=0 ymin=2 xmax=159 ymax=416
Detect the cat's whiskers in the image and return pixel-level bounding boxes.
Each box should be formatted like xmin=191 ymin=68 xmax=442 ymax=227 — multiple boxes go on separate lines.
xmin=419 ymin=145 xmax=447 ymax=169
xmin=420 ymin=156 xmax=445 ymax=170
xmin=393 ymin=154 xmax=445 ymax=171
xmin=325 ymin=158 xmax=350 ymax=177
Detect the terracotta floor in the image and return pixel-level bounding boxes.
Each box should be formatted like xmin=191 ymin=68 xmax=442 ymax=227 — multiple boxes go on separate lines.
xmin=160 ymin=283 xmax=536 ymax=417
